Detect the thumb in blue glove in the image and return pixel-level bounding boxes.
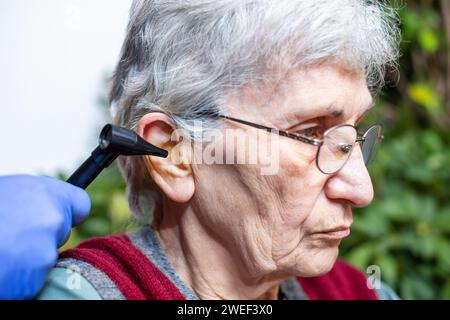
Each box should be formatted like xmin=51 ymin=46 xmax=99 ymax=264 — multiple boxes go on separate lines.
xmin=0 ymin=175 xmax=91 ymax=300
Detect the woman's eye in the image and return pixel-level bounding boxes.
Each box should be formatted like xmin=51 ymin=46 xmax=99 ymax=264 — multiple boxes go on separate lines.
xmin=295 ymin=125 xmax=324 ymax=139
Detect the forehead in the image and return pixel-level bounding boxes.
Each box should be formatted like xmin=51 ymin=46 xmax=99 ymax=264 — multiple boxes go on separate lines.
xmin=227 ymin=63 xmax=373 ymax=123
xmin=272 ymin=63 xmax=373 ymax=122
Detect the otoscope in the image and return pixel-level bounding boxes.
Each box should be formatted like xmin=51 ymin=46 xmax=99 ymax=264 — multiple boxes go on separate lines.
xmin=67 ymin=124 xmax=168 ymax=189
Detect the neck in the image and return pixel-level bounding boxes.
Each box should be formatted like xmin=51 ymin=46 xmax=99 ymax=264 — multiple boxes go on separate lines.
xmin=152 ymin=201 xmax=282 ymax=300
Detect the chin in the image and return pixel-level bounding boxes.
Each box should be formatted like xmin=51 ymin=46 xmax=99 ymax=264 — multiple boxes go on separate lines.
xmin=293 ymin=246 xmax=340 ymax=278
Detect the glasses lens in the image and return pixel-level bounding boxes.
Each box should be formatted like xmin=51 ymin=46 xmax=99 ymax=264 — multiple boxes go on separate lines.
xmin=317 ymin=125 xmax=357 ymax=174
xmin=362 ymin=125 xmax=382 ymax=165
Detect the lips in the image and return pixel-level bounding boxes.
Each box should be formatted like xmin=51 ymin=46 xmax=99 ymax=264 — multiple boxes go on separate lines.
xmin=311 ymin=226 xmax=351 ymax=240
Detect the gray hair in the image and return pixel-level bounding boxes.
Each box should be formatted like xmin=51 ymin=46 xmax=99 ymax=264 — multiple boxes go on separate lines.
xmin=109 ymin=0 xmax=400 ymax=218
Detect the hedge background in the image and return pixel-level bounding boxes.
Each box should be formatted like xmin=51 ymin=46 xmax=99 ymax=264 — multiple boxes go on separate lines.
xmin=60 ymin=1 xmax=450 ymax=300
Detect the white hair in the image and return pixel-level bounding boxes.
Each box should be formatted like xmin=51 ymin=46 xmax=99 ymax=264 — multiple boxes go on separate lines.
xmin=109 ymin=0 xmax=400 ymax=218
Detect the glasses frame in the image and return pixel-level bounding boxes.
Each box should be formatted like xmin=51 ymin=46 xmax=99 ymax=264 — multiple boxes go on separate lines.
xmin=218 ymin=114 xmax=383 ymax=174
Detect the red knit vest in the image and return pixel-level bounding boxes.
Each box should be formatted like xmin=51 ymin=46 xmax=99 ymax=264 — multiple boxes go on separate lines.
xmin=59 ymin=234 xmax=378 ymax=300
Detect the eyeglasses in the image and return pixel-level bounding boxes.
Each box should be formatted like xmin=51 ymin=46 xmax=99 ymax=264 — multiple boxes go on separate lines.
xmin=219 ymin=115 xmax=383 ymax=174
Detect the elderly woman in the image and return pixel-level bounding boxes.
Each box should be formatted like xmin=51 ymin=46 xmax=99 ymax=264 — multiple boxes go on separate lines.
xmin=38 ymin=0 xmax=400 ymax=300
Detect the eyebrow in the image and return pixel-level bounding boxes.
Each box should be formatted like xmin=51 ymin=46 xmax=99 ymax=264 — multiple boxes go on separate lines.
xmin=281 ymin=100 xmax=375 ymax=128
xmin=326 ymin=100 xmax=375 ymax=119
xmin=327 ymin=106 xmax=345 ymax=118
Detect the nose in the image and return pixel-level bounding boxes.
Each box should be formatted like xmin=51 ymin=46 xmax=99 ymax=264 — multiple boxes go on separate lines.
xmin=324 ymin=144 xmax=374 ymax=207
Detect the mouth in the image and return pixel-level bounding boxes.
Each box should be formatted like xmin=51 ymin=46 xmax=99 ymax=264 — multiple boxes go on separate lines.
xmin=310 ymin=226 xmax=351 ymax=240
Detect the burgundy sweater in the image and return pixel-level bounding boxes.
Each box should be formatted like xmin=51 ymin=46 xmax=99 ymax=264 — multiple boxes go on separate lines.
xmin=59 ymin=232 xmax=378 ymax=300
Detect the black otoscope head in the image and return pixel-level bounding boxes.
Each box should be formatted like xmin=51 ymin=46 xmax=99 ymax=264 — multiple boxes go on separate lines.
xmin=99 ymin=124 xmax=168 ymax=157
xmin=67 ymin=124 xmax=168 ymax=189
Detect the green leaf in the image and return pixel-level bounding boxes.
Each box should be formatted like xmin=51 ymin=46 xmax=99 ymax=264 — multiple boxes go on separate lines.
xmin=109 ymin=191 xmax=132 ymax=232
xmin=345 ymin=244 xmax=375 ymax=270
xmin=434 ymin=208 xmax=450 ymax=233
xmin=353 ymin=209 xmax=389 ymax=237
xmin=442 ymin=279 xmax=450 ymax=300
xmin=59 ymin=229 xmax=82 ymax=251
xmin=435 ymin=239 xmax=450 ymax=272
xmin=407 ymin=83 xmax=441 ymax=113
xmin=418 ymin=29 xmax=439 ymax=54
xmin=79 ymin=217 xmax=111 ymax=236
xmin=378 ymin=197 xmax=412 ymax=223
xmin=401 ymin=276 xmax=436 ymax=300
xmin=376 ymin=254 xmax=398 ymax=286
xmin=400 ymin=9 xmax=420 ymax=41
xmin=421 ymin=130 xmax=444 ymax=154
xmin=415 ymin=235 xmax=436 ymax=260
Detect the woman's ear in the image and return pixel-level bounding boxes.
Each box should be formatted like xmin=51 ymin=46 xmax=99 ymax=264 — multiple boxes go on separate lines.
xmin=136 ymin=112 xmax=195 ymax=203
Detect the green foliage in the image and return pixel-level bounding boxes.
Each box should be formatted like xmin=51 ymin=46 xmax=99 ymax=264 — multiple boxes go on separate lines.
xmin=58 ymin=164 xmax=136 ymax=251
xmin=60 ymin=1 xmax=450 ymax=300
xmin=340 ymin=0 xmax=450 ymax=300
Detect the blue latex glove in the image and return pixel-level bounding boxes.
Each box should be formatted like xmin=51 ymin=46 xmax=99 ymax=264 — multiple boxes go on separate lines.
xmin=0 ymin=175 xmax=91 ymax=300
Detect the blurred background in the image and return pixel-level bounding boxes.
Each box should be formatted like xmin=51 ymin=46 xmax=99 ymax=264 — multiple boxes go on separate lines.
xmin=1 ymin=0 xmax=449 ymax=299
xmin=0 ymin=0 xmax=132 ymax=175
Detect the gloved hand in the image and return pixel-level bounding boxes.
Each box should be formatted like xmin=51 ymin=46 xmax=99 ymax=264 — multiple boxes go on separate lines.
xmin=0 ymin=175 xmax=91 ymax=300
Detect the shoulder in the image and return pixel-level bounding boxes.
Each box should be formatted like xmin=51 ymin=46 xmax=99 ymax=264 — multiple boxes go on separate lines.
xmin=36 ymin=267 xmax=101 ymax=300
xmin=37 ymin=233 xmax=132 ymax=300
xmin=375 ymin=281 xmax=401 ymax=300
xmin=38 ymin=228 xmax=189 ymax=300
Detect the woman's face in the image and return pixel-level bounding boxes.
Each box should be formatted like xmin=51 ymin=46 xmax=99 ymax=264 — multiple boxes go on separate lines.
xmin=191 ymin=62 xmax=375 ymax=280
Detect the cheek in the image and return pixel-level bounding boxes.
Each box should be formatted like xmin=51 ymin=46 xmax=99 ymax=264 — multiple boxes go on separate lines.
xmin=273 ymin=145 xmax=325 ymax=228
xmin=281 ymin=142 xmax=317 ymax=175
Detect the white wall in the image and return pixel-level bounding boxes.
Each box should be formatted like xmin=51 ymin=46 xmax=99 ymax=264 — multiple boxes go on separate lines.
xmin=0 ymin=0 xmax=133 ymax=176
